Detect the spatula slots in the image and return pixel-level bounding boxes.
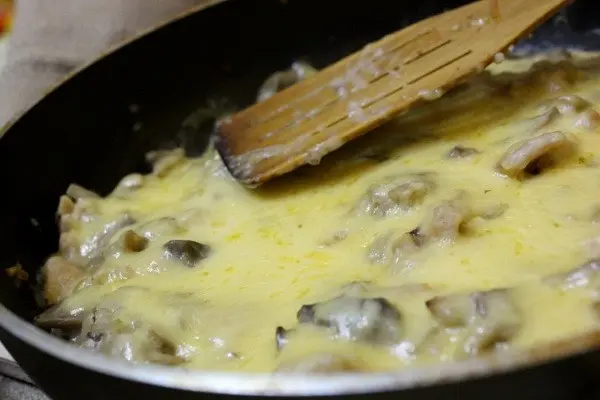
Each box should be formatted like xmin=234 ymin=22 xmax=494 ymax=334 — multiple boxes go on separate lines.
xmin=216 ymin=0 xmax=571 ymax=186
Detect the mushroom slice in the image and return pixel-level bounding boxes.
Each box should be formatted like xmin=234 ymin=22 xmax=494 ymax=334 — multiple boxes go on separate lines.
xmin=355 ymin=173 xmax=436 ymax=217
xmin=516 ymin=106 xmax=560 ymax=133
xmin=542 ymin=259 xmax=600 ymax=290
xmin=368 ymin=193 xmax=471 ymax=266
xmin=120 ymin=230 xmax=149 ymax=253
xmin=446 ymin=146 xmax=480 ymax=159
xmin=426 ymin=292 xmax=474 ymax=328
xmin=496 ymin=131 xmax=573 ymax=179
xmin=81 ymin=313 xmax=185 ymax=366
xmin=368 ymin=231 xmax=422 ymax=267
xmin=275 ymin=326 xmax=292 ymax=351
xmin=35 ymin=303 xmax=85 ymax=331
xmin=297 ymin=296 xmax=402 ymax=345
xmin=575 ymin=109 xmax=600 ymax=131
xmin=111 ymin=173 xmax=145 ymax=197
xmin=57 ymin=195 xmax=75 ymax=217
xmin=80 ymin=213 xmax=136 ymax=258
xmin=419 ymin=192 xmax=472 ymax=244
xmin=538 ymin=95 xmax=590 ymax=116
xmin=162 ymin=240 xmax=211 ymax=268
xmin=426 ymin=289 xmax=522 ymax=357
xmin=76 ymin=288 xmax=188 ymax=366
xmin=42 ymin=256 xmax=86 ymax=305
xmin=66 ymin=183 xmax=100 ymax=200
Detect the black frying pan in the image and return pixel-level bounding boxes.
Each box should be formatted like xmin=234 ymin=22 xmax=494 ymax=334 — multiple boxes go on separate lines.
xmin=1 ymin=0 xmax=600 ymax=399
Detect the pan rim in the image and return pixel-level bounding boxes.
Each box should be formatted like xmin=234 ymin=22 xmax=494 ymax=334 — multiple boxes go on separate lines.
xmin=1 ymin=0 xmax=599 ymax=395
xmin=2 ymin=303 xmax=600 ymax=396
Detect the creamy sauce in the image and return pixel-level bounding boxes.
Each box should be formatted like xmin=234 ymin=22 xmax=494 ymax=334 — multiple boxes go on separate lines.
xmin=39 ymin=52 xmax=600 ymax=373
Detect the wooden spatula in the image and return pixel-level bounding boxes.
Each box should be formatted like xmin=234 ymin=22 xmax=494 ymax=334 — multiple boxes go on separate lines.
xmin=216 ymin=0 xmax=571 ymax=186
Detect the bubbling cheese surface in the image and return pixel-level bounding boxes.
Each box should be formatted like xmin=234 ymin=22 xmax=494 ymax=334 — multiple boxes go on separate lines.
xmin=41 ymin=52 xmax=600 ymax=373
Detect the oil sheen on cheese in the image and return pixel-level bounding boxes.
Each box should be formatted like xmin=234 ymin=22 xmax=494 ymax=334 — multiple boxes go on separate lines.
xmin=44 ymin=52 xmax=600 ymax=373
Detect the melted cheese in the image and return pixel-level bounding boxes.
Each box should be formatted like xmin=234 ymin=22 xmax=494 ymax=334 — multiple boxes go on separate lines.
xmin=48 ymin=52 xmax=600 ymax=373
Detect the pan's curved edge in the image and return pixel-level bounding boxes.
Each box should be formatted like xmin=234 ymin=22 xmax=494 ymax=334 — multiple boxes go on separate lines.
xmin=2 ymin=301 xmax=600 ymax=396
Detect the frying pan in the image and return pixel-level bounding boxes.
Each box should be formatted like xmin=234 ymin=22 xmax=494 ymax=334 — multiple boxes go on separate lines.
xmin=1 ymin=0 xmax=600 ymax=399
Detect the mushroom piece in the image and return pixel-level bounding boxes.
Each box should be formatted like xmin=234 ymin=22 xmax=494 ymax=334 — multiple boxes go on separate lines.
xmin=111 ymin=173 xmax=145 ymax=197
xmin=58 ymin=232 xmax=85 ymax=266
xmin=146 ymin=148 xmax=185 ymax=178
xmin=64 ymin=197 xmax=99 ymax=229
xmin=538 ymin=95 xmax=590 ymax=116
xmin=257 ymin=61 xmax=317 ymax=102
xmin=57 ymin=195 xmax=75 ymax=217
xmin=341 ymin=281 xmax=373 ymax=296
xmin=84 ymin=230 xmax=184 ymax=286
xmin=77 ymin=229 xmax=150 ymax=284
xmin=73 ymin=288 xmax=190 ymax=366
xmin=162 ymin=240 xmax=211 ymax=268
xmin=120 ymin=230 xmax=149 ymax=253
xmin=79 ymin=213 xmax=136 ymax=259
xmin=35 ymin=303 xmax=86 ymax=332
xmin=78 ymin=306 xmax=185 ymax=366
xmin=140 ymin=331 xmax=187 ymax=366
xmin=42 ymin=256 xmax=86 ymax=305
xmin=417 ymin=327 xmax=453 ymax=358
xmin=66 ymin=183 xmax=101 ymax=200
xmin=368 ymin=193 xmax=471 ymax=266
xmin=574 ymin=109 xmax=600 ymax=131
xmin=275 ymin=326 xmax=291 ymax=351
xmin=58 ymin=189 xmax=101 ymax=234
xmin=542 ymin=259 xmax=600 ymax=290
xmin=515 ymin=106 xmax=560 ymax=134
xmin=355 ymin=173 xmax=436 ymax=217
xmin=446 ymin=146 xmax=480 ymax=159
xmin=463 ymin=203 xmax=509 ymax=233
xmin=320 ymin=230 xmax=349 ymax=247
xmin=37 ymin=287 xmax=203 ymax=366
xmin=57 ymin=196 xmax=77 ymax=233
xmin=296 ymin=296 xmax=402 ymax=345
xmin=496 ymin=131 xmax=573 ymax=180
xmin=426 ymin=292 xmax=474 ymax=328
xmin=367 ymin=231 xmax=422 ymax=266
xmin=425 ymin=289 xmax=522 ymax=357
xmin=275 ymin=353 xmax=361 ymax=373
xmin=418 ymin=192 xmax=472 ymax=244
xmin=536 ymin=60 xmax=579 ymax=93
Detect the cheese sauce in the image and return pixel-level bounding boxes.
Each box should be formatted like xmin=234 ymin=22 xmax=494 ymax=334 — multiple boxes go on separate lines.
xmin=37 ymin=52 xmax=600 ymax=373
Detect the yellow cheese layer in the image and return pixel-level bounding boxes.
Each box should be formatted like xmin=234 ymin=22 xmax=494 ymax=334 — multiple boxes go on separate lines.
xmin=49 ymin=52 xmax=600 ymax=372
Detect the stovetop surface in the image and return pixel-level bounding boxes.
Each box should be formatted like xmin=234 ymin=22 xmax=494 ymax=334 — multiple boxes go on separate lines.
xmin=1 ymin=345 xmax=48 ymax=399
xmin=0 ymin=374 xmax=49 ymax=400
xmin=1 ymin=342 xmax=12 ymax=361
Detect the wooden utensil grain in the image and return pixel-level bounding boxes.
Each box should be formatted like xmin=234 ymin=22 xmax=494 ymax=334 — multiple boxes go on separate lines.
xmin=216 ymin=0 xmax=571 ymax=186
